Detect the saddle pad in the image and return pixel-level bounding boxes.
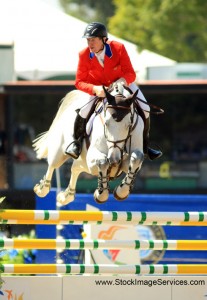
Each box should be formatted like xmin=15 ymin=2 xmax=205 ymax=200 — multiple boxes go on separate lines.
xmin=86 ymin=112 xmax=96 ymax=136
xmin=86 ymin=102 xmax=104 ymax=136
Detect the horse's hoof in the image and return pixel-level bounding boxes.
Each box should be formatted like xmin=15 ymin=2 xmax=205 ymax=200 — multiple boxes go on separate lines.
xmin=113 ymin=186 xmax=129 ymax=201
xmin=33 ymin=176 xmax=51 ymax=198
xmin=93 ymin=189 xmax=108 ymax=204
xmin=57 ymin=191 xmax=75 ymax=206
xmin=94 ymin=197 xmax=108 ymax=204
xmin=33 ymin=184 xmax=49 ymax=197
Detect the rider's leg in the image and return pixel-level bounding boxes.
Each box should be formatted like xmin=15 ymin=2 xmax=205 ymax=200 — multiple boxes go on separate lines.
xmin=65 ymin=112 xmax=86 ymax=159
xmin=143 ymin=116 xmax=162 ymax=160
xmin=129 ymin=82 xmax=162 ymax=160
xmin=65 ymin=95 xmax=95 ymax=159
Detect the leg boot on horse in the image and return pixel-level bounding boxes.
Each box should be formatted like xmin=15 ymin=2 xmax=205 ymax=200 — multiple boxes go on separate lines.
xmin=143 ymin=117 xmax=162 ymax=160
xmin=65 ymin=112 xmax=86 ymax=159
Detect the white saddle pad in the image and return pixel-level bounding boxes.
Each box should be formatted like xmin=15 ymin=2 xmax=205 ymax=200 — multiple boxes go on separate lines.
xmin=86 ymin=103 xmax=104 ymax=136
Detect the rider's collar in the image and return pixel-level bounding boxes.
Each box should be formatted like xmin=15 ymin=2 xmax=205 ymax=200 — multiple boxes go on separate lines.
xmin=95 ymin=46 xmax=105 ymax=58
xmin=89 ymin=43 xmax=112 ymax=59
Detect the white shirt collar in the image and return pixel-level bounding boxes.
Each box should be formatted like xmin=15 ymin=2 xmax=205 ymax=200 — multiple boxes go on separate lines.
xmin=95 ymin=46 xmax=105 ymax=66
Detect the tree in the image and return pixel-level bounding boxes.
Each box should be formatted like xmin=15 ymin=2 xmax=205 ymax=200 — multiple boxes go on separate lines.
xmin=59 ymin=0 xmax=207 ymax=62
xmin=59 ymin=0 xmax=115 ymax=24
xmin=108 ymin=0 xmax=207 ymax=62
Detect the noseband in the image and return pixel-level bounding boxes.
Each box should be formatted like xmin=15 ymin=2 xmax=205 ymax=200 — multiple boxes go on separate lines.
xmin=106 ymin=104 xmax=131 ymax=111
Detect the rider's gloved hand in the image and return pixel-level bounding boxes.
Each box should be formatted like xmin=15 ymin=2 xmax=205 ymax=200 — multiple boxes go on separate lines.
xmin=110 ymin=77 xmax=128 ymax=96
xmin=93 ymin=85 xmax=106 ymax=97
xmin=114 ymin=77 xmax=128 ymax=87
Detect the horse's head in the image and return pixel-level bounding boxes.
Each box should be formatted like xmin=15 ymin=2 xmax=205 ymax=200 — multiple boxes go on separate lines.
xmin=103 ymin=86 xmax=138 ymax=165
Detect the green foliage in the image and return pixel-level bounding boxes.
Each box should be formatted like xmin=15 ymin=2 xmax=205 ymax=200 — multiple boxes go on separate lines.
xmin=0 ymin=232 xmax=36 ymax=264
xmin=0 ymin=231 xmax=36 ymax=278
xmin=59 ymin=0 xmax=207 ymax=61
xmin=0 ymin=276 xmax=4 ymax=290
xmin=109 ymin=0 xmax=207 ymax=62
xmin=0 ymin=249 xmax=25 ymax=264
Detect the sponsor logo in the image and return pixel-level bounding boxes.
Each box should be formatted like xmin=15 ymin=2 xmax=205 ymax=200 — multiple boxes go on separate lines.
xmin=97 ymin=225 xmax=166 ymax=264
xmin=0 ymin=289 xmax=23 ymax=299
xmin=138 ymin=225 xmax=166 ymax=263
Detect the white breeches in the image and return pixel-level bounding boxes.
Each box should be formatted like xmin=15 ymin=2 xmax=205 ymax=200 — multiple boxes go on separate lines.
xmin=128 ymin=82 xmax=150 ymax=118
xmin=79 ymin=82 xmax=150 ymax=119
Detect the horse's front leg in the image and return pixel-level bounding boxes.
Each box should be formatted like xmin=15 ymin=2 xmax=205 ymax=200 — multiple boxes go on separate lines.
xmin=114 ymin=150 xmax=144 ymax=201
xmin=57 ymin=160 xmax=81 ymax=206
xmin=94 ymin=157 xmax=110 ymax=204
xmin=33 ymin=166 xmax=54 ymax=197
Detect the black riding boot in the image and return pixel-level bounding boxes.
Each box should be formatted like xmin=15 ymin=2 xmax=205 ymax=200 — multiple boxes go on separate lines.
xmin=143 ymin=117 xmax=162 ymax=160
xmin=65 ymin=113 xmax=86 ymax=159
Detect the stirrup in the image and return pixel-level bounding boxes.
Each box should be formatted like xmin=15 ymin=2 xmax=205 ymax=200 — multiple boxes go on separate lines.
xmin=65 ymin=140 xmax=81 ymax=159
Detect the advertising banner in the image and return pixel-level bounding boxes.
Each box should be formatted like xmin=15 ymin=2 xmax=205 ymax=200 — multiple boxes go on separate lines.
xmin=0 ymin=276 xmax=62 ymax=300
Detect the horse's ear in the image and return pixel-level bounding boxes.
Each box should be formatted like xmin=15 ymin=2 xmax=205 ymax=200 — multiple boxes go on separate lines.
xmin=126 ymin=89 xmax=138 ymax=106
xmin=103 ymin=86 xmax=107 ymax=94
xmin=126 ymin=96 xmax=134 ymax=106
xmin=123 ymin=85 xmax=133 ymax=95
xmin=133 ymin=89 xmax=139 ymax=99
xmin=103 ymin=86 xmax=115 ymax=104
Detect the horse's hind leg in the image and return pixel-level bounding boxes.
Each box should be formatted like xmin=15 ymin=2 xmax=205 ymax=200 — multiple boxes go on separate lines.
xmin=57 ymin=161 xmax=81 ymax=206
xmin=34 ymin=166 xmax=54 ymax=197
xmin=34 ymin=142 xmax=67 ymax=198
xmin=114 ymin=150 xmax=144 ymax=201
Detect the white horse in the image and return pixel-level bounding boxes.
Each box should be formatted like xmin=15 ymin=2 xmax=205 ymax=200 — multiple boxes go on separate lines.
xmin=33 ymin=85 xmax=145 ymax=205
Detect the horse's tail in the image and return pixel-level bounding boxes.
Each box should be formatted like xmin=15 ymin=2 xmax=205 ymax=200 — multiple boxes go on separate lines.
xmin=33 ymin=90 xmax=84 ymax=160
xmin=32 ymin=131 xmax=48 ymax=159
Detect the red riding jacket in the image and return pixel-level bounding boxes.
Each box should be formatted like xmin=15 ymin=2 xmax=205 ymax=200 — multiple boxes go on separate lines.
xmin=75 ymin=40 xmax=136 ymax=95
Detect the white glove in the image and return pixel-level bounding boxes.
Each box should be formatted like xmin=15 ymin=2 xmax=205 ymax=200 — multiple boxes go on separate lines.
xmin=114 ymin=77 xmax=127 ymax=86
xmin=110 ymin=78 xmax=128 ymax=96
xmin=92 ymin=85 xmax=106 ymax=97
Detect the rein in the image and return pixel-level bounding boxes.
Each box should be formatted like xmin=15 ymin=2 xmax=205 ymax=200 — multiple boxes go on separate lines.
xmin=104 ymin=103 xmax=135 ymax=147
xmin=136 ymin=95 xmax=164 ymax=115
xmin=103 ymin=102 xmax=138 ymax=179
xmin=123 ymin=86 xmax=164 ymax=115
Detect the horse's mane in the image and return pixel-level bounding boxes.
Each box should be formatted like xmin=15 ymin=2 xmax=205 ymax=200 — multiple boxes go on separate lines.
xmin=33 ymin=90 xmax=88 ymax=158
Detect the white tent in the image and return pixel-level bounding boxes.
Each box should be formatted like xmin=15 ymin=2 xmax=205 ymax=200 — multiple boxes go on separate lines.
xmin=0 ymin=0 xmax=175 ymax=81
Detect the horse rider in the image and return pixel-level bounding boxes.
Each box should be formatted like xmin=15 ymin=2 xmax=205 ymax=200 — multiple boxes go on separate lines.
xmin=65 ymin=22 xmax=162 ymax=161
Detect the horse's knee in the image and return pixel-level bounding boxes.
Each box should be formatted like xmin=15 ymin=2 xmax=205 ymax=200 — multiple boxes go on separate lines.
xmin=130 ymin=150 xmax=144 ymax=167
xmin=96 ymin=157 xmax=109 ymax=172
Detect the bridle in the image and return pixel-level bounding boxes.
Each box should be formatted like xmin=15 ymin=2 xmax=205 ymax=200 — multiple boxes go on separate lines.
xmin=103 ymin=101 xmax=138 ymax=160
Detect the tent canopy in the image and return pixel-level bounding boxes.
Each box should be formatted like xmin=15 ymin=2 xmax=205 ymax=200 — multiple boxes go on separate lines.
xmin=0 ymin=0 xmax=175 ymax=80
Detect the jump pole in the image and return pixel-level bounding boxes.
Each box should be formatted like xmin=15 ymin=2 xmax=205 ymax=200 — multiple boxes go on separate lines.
xmin=1 ymin=264 xmax=207 ymax=275
xmin=1 ymin=238 xmax=207 ymax=250
xmin=1 ymin=210 xmax=207 ymax=225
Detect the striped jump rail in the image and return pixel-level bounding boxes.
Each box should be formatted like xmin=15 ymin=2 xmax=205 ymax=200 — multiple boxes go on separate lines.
xmin=1 ymin=238 xmax=207 ymax=250
xmin=0 ymin=264 xmax=207 ymax=275
xmin=0 ymin=210 xmax=207 ymax=226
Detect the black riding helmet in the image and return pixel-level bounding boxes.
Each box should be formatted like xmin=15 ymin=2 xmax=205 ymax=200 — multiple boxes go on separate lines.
xmin=83 ymin=22 xmax=108 ymax=43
